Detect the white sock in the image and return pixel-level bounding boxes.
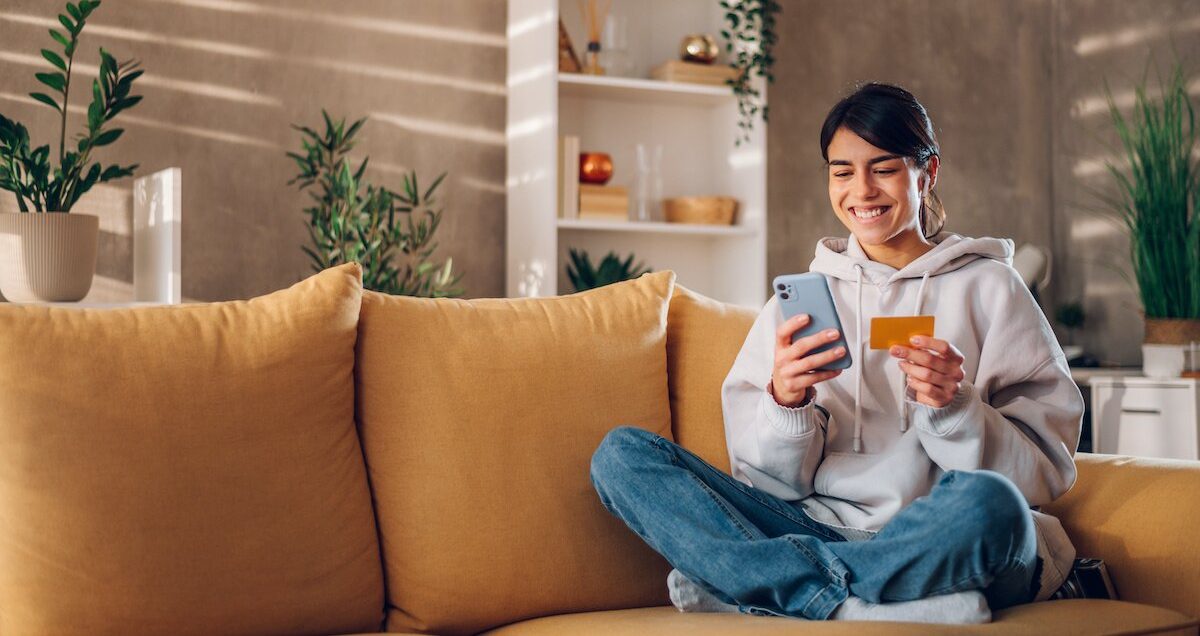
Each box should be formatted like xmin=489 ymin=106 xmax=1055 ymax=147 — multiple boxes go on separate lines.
xmin=831 ymin=591 xmax=992 ymax=624
xmin=667 ymin=568 xmax=741 ymax=613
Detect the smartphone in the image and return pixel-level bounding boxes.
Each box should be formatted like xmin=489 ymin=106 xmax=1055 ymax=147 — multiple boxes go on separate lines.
xmin=772 ymin=273 xmax=852 ymax=371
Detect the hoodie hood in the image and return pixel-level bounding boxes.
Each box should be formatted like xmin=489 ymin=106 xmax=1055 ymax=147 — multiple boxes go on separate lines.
xmin=810 ymin=232 xmax=1014 ymax=286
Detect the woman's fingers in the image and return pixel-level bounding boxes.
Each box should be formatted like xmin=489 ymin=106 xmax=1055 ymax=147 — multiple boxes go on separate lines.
xmin=788 ymin=328 xmax=841 ymax=359
xmin=777 ymin=368 xmax=842 ymax=394
xmin=906 ymin=377 xmax=956 ymax=407
xmin=775 ymin=314 xmax=810 ymax=350
xmin=890 ymin=346 xmax=961 ymax=378
xmin=909 ymin=336 xmax=964 ymax=364
xmin=780 ymin=345 xmax=846 ymax=376
xmin=897 ymin=360 xmax=958 ymax=388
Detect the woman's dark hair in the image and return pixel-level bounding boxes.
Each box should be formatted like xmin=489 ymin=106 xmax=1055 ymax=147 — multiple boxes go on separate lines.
xmin=819 ymin=82 xmax=945 ymax=238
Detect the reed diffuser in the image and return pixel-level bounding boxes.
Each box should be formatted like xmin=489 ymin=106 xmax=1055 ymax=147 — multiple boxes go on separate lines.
xmin=578 ymin=0 xmax=611 ymax=75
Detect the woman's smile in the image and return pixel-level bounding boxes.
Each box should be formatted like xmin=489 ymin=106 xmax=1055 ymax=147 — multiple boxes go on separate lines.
xmin=849 ymin=205 xmax=892 ymax=224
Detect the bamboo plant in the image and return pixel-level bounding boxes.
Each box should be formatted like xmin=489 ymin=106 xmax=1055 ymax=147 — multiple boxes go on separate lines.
xmin=1104 ymin=63 xmax=1200 ymax=320
xmin=288 ymin=111 xmax=463 ymax=298
xmin=0 ymin=0 xmax=142 ymax=212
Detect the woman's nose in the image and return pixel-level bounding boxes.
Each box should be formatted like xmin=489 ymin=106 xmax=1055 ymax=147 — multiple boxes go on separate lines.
xmin=852 ymin=172 xmax=877 ymax=198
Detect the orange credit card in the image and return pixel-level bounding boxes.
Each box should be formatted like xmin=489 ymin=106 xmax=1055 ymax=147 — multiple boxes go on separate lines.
xmin=870 ymin=316 xmax=935 ymax=350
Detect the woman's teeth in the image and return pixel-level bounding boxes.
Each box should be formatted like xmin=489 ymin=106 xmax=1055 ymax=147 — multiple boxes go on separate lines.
xmin=853 ymin=206 xmax=888 ymax=219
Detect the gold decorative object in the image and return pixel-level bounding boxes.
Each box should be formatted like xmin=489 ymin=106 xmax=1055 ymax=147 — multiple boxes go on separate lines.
xmin=579 ymin=152 xmax=613 ymax=185
xmin=679 ymin=34 xmax=719 ymax=65
xmin=663 ymin=196 xmax=739 ymax=225
xmin=578 ymin=0 xmax=612 ymax=75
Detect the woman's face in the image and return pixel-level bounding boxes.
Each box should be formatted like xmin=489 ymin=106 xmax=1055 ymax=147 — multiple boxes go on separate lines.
xmin=826 ymin=126 xmax=937 ymax=248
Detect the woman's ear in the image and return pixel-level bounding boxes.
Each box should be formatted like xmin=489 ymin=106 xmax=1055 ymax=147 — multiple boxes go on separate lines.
xmin=923 ymin=155 xmax=940 ymax=193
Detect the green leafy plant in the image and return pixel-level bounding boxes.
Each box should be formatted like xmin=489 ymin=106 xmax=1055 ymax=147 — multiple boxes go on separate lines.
xmin=566 ymin=248 xmax=651 ymax=292
xmin=288 ymin=111 xmax=463 ymax=297
xmin=1103 ymin=62 xmax=1199 ymax=320
xmin=719 ymin=0 xmax=780 ymax=145
xmin=0 ymin=0 xmax=142 ymax=212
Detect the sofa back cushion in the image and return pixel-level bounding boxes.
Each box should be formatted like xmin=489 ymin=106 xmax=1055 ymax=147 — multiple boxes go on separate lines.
xmin=0 ymin=264 xmax=384 ymax=636
xmin=1042 ymin=453 xmax=1200 ymax=619
xmin=666 ymin=285 xmax=757 ymax=474
xmin=356 ymin=272 xmax=676 ymax=635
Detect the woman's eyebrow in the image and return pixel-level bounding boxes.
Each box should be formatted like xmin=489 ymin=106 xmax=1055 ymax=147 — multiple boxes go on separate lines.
xmin=827 ymin=154 xmax=903 ymax=166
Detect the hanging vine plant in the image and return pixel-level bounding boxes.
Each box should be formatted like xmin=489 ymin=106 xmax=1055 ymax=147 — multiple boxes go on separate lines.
xmin=720 ymin=0 xmax=781 ymax=145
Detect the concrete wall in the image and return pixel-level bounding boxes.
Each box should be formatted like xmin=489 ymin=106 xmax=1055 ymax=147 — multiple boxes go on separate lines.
xmin=0 ymin=0 xmax=507 ymax=300
xmin=769 ymin=0 xmax=1199 ymax=365
xmin=1050 ymin=0 xmax=1200 ymax=364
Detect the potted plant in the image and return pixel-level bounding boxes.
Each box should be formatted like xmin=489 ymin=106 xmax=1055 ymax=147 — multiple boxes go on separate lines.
xmin=566 ymin=248 xmax=651 ymax=292
xmin=1104 ymin=62 xmax=1200 ymax=377
xmin=0 ymin=0 xmax=142 ymax=302
xmin=288 ymin=111 xmax=463 ymax=297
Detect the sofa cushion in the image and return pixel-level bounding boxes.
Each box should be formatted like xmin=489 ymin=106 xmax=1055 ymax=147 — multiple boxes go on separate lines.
xmin=666 ymin=285 xmax=756 ymax=474
xmin=0 ymin=264 xmax=384 ymax=636
xmin=479 ymin=601 xmax=1199 ymax=635
xmin=1043 ymin=453 xmax=1200 ymax=620
xmin=357 ymin=272 xmax=677 ymax=635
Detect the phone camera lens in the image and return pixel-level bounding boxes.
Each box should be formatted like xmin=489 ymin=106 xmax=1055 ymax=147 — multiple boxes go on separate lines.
xmin=780 ymin=292 xmax=790 ymax=301
xmin=776 ymin=283 xmax=786 ymax=291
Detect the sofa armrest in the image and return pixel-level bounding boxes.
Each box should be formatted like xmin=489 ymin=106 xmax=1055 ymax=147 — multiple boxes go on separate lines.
xmin=1041 ymin=453 xmax=1200 ymax=618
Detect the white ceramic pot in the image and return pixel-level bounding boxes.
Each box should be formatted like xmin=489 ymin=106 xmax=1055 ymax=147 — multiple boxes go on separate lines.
xmin=1142 ymin=344 xmax=1187 ymax=379
xmin=0 ymin=212 xmax=99 ymax=302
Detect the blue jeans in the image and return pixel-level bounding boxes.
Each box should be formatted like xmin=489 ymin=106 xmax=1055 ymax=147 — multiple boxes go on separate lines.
xmin=589 ymin=426 xmax=1039 ymax=620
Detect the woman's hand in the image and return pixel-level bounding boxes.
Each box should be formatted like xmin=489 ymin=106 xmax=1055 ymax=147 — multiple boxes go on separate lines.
xmin=891 ymin=335 xmax=965 ymax=408
xmin=770 ymin=314 xmax=846 ymax=408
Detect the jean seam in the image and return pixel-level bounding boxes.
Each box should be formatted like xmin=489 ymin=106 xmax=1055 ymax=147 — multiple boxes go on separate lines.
xmin=686 ymin=471 xmax=757 ymax=540
xmin=784 ymin=535 xmax=848 ymax=584
xmin=802 ymin=579 xmax=849 ymax=619
xmin=648 ymin=435 xmax=843 ymax=543
xmin=924 ymin=553 xmax=1034 ymax=598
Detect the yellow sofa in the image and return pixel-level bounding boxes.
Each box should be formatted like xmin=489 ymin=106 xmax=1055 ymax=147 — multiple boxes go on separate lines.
xmin=0 ymin=266 xmax=1196 ymax=635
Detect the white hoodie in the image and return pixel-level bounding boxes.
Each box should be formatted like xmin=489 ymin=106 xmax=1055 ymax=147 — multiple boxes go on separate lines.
xmin=721 ymin=233 xmax=1084 ymax=596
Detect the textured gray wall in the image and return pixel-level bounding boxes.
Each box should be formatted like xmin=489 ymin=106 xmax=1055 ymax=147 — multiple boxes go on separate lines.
xmin=0 ymin=0 xmax=506 ymax=300
xmin=1050 ymin=0 xmax=1200 ymax=364
xmin=769 ymin=0 xmax=1198 ymax=365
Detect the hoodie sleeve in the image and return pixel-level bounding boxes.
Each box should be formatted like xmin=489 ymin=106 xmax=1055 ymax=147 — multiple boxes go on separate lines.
xmin=721 ymin=296 xmax=827 ymax=501
xmin=909 ymin=267 xmax=1083 ymax=507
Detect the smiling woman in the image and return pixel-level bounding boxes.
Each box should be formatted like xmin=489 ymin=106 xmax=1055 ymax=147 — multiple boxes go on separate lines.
xmin=820 ymin=83 xmax=945 ymax=270
xmin=590 ymin=81 xmax=1089 ymax=622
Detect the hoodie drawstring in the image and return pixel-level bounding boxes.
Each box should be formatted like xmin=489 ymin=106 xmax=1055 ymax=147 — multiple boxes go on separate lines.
xmin=853 ymin=264 xmax=864 ymax=453
xmin=899 ymin=271 xmax=932 ymax=434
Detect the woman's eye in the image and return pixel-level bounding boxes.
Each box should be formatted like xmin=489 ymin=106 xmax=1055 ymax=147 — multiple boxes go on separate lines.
xmin=874 ymin=169 xmax=897 ymax=175
xmin=833 ymin=172 xmax=851 ymax=178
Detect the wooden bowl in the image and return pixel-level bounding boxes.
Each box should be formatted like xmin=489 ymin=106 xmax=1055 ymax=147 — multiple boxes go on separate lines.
xmin=662 ymin=196 xmax=739 ymax=225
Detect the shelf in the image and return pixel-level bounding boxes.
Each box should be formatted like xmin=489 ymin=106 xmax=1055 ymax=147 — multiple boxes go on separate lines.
xmin=558 ymin=218 xmax=757 ymax=236
xmin=558 ymin=73 xmax=732 ymax=107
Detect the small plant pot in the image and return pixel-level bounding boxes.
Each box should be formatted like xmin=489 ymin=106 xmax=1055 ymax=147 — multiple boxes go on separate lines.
xmin=0 ymin=212 xmax=99 ymax=302
xmin=1142 ymin=319 xmax=1200 ymax=379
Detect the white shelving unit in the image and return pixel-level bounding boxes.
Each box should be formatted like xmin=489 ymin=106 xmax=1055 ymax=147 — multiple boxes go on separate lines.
xmin=506 ymin=0 xmax=767 ymax=308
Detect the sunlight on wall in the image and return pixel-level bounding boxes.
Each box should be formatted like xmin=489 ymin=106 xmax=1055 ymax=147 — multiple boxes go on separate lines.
xmin=461 ymin=175 xmax=506 ymax=195
xmin=507 ymin=114 xmax=554 ymax=141
xmin=0 ymin=13 xmax=505 ymax=96
xmin=508 ymin=9 xmax=554 ymax=39
xmin=1072 ymin=77 xmax=1200 ymax=118
xmin=1075 ymin=14 xmax=1200 ymax=56
xmin=370 ymin=112 xmax=505 ymax=146
xmin=0 ymin=91 xmax=281 ymax=150
xmin=0 ymin=13 xmax=272 ymax=59
xmin=0 ymin=50 xmax=281 ymax=107
xmin=1069 ymin=216 xmax=1121 ymax=241
xmin=140 ymin=0 xmax=506 ymax=48
xmin=508 ymin=62 xmax=555 ymax=89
